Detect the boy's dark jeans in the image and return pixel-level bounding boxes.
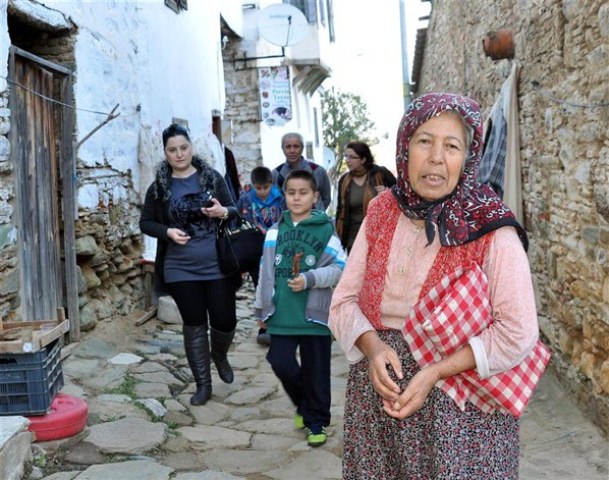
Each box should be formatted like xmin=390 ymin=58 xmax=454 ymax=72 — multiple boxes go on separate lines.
xmin=266 ymin=334 xmax=332 ymax=428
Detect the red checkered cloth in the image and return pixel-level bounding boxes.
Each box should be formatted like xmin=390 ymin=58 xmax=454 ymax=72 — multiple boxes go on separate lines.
xmin=402 ymin=262 xmax=551 ymax=416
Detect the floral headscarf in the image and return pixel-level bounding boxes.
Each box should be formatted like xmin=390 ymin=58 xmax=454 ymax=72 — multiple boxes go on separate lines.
xmin=391 ymin=92 xmax=527 ymax=250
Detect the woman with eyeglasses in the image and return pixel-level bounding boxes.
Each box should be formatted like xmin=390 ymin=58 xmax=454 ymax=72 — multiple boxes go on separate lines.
xmin=140 ymin=123 xmax=239 ymax=406
xmin=335 ymin=141 xmax=396 ymax=251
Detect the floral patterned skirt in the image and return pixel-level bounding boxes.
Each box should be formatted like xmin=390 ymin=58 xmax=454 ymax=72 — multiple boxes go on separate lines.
xmin=342 ymin=329 xmax=519 ymax=480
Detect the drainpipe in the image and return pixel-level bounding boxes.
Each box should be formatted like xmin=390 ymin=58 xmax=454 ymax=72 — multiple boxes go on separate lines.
xmin=399 ymin=0 xmax=411 ymax=109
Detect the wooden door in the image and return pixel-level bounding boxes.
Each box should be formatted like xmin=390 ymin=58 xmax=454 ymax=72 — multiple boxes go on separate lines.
xmin=8 ymin=47 xmax=77 ymax=326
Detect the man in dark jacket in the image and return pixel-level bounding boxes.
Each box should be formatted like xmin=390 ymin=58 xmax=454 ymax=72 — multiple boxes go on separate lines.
xmin=272 ymin=132 xmax=332 ymax=211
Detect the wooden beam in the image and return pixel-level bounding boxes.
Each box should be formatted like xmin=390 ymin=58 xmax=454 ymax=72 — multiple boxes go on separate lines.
xmin=135 ymin=307 xmax=157 ymax=327
xmin=61 ymin=75 xmax=80 ymax=342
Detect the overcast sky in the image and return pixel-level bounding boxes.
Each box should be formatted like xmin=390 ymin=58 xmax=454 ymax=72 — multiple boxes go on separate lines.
xmin=325 ymin=0 xmax=431 ymax=169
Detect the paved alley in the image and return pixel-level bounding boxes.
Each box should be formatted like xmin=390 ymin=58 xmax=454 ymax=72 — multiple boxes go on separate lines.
xmin=18 ymin=280 xmax=609 ymax=480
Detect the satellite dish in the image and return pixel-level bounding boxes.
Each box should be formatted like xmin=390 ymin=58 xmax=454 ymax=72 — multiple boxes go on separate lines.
xmin=257 ymin=3 xmax=309 ymax=47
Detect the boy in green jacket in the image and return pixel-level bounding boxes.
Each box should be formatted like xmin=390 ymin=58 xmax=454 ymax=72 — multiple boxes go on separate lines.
xmin=254 ymin=169 xmax=346 ymax=447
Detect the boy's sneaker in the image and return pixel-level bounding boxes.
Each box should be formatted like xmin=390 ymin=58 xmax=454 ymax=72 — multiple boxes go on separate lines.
xmin=306 ymin=425 xmax=327 ymax=447
xmin=294 ymin=413 xmax=305 ymax=430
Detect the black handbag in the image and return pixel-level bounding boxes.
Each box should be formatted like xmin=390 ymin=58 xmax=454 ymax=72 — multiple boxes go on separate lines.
xmin=215 ymin=215 xmax=265 ymax=275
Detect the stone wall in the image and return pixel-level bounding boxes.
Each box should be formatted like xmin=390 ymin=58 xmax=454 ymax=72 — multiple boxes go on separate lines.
xmin=74 ymin=165 xmax=145 ymax=331
xmin=418 ymin=0 xmax=609 ymax=433
xmin=222 ymin=40 xmax=265 ymax=186
xmin=0 ymin=91 xmax=20 ymax=318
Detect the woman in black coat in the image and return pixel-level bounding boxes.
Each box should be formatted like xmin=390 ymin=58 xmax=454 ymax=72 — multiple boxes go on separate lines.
xmin=140 ymin=124 xmax=238 ymax=406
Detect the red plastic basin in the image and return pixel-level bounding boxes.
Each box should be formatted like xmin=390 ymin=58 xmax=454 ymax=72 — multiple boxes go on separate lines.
xmin=26 ymin=393 xmax=88 ymax=442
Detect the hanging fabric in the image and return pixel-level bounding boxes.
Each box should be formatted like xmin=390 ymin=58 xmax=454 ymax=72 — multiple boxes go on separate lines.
xmin=479 ymin=62 xmax=523 ymax=224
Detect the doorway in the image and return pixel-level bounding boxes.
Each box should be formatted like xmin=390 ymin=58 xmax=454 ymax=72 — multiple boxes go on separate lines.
xmin=8 ymin=46 xmax=78 ymax=326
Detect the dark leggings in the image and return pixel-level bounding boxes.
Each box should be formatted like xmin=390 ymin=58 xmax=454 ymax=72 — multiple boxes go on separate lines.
xmin=166 ymin=277 xmax=237 ymax=332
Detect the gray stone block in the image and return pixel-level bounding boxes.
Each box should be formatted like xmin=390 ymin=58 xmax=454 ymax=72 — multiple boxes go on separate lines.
xmin=157 ymin=295 xmax=183 ymax=324
xmin=0 ymin=417 xmax=33 ymax=480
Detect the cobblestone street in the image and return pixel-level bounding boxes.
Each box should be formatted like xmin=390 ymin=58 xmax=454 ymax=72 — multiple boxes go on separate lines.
xmin=15 ymin=280 xmax=608 ymax=480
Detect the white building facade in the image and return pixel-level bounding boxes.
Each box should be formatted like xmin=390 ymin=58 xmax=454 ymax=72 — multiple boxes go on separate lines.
xmin=0 ymin=0 xmax=239 ymax=335
xmin=221 ymin=0 xmax=335 ymax=183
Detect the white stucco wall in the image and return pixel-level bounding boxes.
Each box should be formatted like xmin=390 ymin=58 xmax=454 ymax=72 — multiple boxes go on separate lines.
xmin=35 ymin=0 xmax=227 ymax=203
xmin=0 ymin=0 xmax=8 ymax=93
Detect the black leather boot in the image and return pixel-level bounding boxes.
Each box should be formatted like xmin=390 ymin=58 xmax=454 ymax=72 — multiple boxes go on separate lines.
xmin=210 ymin=327 xmax=235 ymax=384
xmin=183 ymin=325 xmax=212 ymax=405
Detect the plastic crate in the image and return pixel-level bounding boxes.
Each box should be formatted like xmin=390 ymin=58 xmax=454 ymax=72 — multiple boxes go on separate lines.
xmin=0 ymin=338 xmax=64 ymax=416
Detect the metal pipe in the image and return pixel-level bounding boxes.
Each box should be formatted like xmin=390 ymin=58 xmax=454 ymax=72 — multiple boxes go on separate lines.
xmin=399 ymin=0 xmax=411 ymax=109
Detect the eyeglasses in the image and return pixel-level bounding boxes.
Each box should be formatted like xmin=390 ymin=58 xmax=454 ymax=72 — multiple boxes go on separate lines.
xmin=343 ymin=154 xmax=361 ymax=160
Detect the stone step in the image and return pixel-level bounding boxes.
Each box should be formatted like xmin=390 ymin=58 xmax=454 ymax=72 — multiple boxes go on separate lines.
xmin=0 ymin=416 xmax=32 ymax=480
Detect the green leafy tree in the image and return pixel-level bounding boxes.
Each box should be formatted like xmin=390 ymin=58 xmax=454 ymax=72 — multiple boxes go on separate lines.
xmin=322 ymin=87 xmax=377 ymax=179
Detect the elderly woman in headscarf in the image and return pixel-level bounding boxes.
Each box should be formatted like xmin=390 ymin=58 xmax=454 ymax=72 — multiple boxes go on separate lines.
xmin=329 ymin=93 xmax=550 ymax=480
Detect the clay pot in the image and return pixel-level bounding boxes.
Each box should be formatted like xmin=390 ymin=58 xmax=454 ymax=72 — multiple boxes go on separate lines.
xmin=482 ymin=29 xmax=515 ymax=60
